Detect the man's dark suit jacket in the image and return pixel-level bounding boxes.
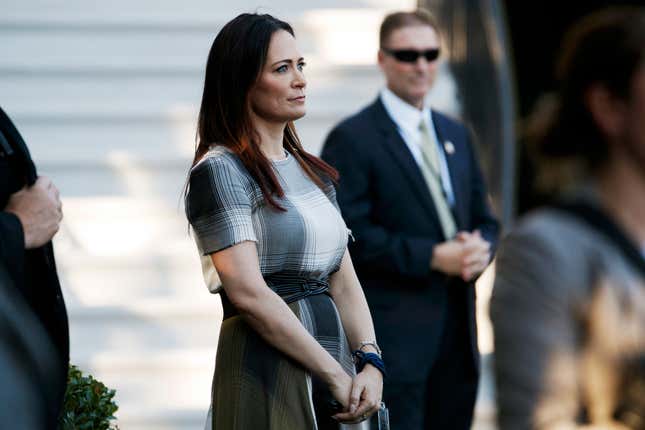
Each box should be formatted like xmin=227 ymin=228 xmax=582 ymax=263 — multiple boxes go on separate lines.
xmin=321 ymin=98 xmax=499 ymax=382
xmin=0 ymin=106 xmax=69 ymax=423
xmin=0 ymin=262 xmax=61 ymax=429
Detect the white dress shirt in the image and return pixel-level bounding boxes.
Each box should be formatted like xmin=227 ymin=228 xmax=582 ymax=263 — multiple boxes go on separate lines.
xmin=379 ymin=87 xmax=456 ymax=206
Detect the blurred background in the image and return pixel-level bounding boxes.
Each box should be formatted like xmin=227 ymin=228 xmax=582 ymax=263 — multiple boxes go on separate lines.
xmin=1 ymin=0 xmax=639 ymax=428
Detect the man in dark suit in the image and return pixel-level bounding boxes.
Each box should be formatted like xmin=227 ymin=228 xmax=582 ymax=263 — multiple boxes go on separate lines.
xmin=0 ymin=106 xmax=69 ymax=426
xmin=321 ymin=9 xmax=499 ymax=429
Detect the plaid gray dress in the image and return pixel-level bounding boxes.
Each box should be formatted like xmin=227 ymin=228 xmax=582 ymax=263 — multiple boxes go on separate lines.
xmin=186 ymin=146 xmax=356 ymax=429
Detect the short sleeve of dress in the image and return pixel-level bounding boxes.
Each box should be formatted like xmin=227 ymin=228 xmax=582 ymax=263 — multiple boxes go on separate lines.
xmin=186 ymin=155 xmax=257 ymax=255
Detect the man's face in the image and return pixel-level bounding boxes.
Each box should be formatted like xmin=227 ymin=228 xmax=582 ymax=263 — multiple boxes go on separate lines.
xmin=378 ymin=25 xmax=441 ymax=109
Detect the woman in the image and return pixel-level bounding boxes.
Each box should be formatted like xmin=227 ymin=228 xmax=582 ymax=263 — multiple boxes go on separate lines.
xmin=491 ymin=8 xmax=645 ymax=430
xmin=185 ymin=13 xmax=384 ymax=429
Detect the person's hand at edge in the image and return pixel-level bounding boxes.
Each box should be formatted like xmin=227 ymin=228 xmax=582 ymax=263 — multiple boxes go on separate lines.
xmin=5 ymin=176 xmax=62 ymax=249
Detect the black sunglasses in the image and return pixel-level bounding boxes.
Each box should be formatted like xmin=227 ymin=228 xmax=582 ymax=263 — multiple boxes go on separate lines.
xmin=382 ymin=48 xmax=440 ymax=63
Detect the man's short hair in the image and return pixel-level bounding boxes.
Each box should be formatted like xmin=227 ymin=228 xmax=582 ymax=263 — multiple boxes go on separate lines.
xmin=379 ymin=9 xmax=440 ymax=48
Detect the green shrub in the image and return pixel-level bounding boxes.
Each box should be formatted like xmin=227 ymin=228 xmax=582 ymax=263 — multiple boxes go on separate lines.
xmin=58 ymin=365 xmax=119 ymax=430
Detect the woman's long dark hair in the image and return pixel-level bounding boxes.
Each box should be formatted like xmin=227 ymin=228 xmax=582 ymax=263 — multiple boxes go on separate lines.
xmin=527 ymin=7 xmax=645 ymax=192
xmin=186 ymin=13 xmax=338 ymax=210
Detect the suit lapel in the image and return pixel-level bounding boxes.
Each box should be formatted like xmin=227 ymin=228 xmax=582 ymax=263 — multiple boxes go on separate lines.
xmin=369 ymin=99 xmax=442 ymax=222
xmin=431 ymin=110 xmax=465 ymax=229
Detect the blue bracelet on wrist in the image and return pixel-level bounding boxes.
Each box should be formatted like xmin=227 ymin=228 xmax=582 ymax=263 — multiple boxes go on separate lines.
xmin=353 ymin=350 xmax=387 ymax=378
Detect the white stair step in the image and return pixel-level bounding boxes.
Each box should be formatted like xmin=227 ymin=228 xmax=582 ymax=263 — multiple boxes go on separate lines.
xmin=68 ymin=301 xmax=222 ymax=353
xmin=114 ymin=409 xmax=208 ymax=430
xmin=67 ymin=298 xmax=222 ymax=322
xmin=43 ymin=164 xmax=191 ymax=201
xmin=71 ymin=347 xmax=218 ymax=373
xmin=70 ymin=349 xmax=215 ymax=430
xmin=0 ymin=76 xmax=202 ymax=113
xmin=0 ymin=29 xmax=212 ymax=70
xmin=2 ymin=1 xmax=386 ymax=23
xmin=15 ymin=114 xmax=353 ymax=165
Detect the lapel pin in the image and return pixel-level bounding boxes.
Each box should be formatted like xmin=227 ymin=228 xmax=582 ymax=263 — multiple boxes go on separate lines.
xmin=444 ymin=140 xmax=455 ymax=155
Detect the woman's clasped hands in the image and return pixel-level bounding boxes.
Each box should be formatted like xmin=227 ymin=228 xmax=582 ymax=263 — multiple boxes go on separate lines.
xmin=329 ymin=364 xmax=383 ymax=424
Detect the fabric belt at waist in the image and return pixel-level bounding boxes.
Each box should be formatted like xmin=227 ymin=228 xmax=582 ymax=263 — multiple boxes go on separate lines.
xmin=221 ymin=275 xmax=330 ymax=320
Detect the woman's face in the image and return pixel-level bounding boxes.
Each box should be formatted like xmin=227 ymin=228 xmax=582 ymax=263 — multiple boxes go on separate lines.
xmin=249 ymin=30 xmax=307 ymax=124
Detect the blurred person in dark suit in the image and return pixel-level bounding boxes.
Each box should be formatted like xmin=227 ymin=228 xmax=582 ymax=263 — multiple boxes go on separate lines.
xmin=491 ymin=8 xmax=645 ymax=430
xmin=0 ymin=261 xmax=61 ymax=429
xmin=0 ymin=106 xmax=69 ymax=426
xmin=321 ymin=9 xmax=499 ymax=429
